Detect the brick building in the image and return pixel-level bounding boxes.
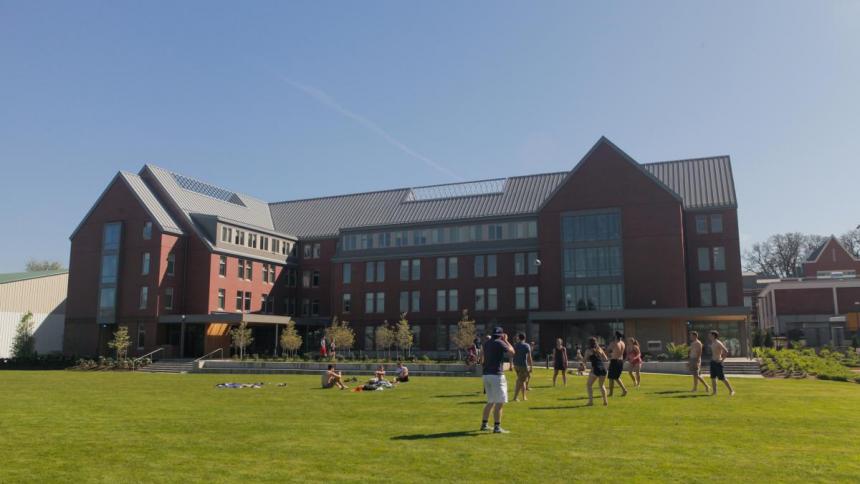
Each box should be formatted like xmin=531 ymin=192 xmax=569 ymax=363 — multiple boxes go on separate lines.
xmin=64 ymin=137 xmax=748 ymax=358
xmin=757 ymin=236 xmax=860 ymax=346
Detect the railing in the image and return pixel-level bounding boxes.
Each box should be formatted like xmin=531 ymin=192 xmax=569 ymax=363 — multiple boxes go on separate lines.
xmin=132 ymin=347 xmax=164 ymax=371
xmin=193 ymin=347 xmax=225 ymax=367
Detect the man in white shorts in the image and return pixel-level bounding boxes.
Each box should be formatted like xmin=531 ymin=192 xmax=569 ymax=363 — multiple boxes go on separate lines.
xmin=480 ymin=327 xmax=516 ymax=434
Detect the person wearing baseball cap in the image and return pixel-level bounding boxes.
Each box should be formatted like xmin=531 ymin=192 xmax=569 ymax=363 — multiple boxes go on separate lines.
xmin=480 ymin=326 xmax=516 ymax=433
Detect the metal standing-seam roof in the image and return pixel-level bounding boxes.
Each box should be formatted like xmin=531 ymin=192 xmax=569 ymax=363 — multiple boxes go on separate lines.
xmin=143 ymin=164 xmax=282 ymax=233
xmin=642 ymin=156 xmax=736 ymax=210
xmin=0 ymin=270 xmax=69 ymax=285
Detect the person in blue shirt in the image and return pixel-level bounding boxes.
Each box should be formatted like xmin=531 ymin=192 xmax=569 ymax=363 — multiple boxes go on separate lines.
xmin=481 ymin=327 xmax=516 ymax=434
xmin=512 ymin=333 xmax=533 ymax=402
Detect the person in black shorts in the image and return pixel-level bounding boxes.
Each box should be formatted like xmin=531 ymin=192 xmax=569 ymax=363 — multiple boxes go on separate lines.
xmin=552 ymin=338 xmax=568 ymax=387
xmin=584 ymin=337 xmax=609 ymax=406
xmin=606 ymin=331 xmax=628 ymax=397
xmin=708 ymin=330 xmax=736 ymax=396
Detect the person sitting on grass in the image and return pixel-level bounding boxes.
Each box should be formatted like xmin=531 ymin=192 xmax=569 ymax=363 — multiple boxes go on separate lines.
xmin=395 ymin=362 xmax=409 ymax=382
xmin=375 ymin=365 xmax=386 ymax=382
xmin=323 ymin=364 xmax=347 ymax=390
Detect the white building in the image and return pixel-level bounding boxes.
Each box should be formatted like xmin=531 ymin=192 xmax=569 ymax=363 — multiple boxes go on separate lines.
xmin=0 ymin=270 xmax=68 ymax=358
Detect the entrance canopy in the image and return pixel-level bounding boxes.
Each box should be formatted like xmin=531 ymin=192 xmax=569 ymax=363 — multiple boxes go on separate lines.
xmin=528 ymin=306 xmax=748 ymax=322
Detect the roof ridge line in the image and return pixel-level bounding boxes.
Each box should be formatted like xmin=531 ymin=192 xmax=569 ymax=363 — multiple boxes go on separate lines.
xmin=643 ymin=155 xmax=731 ymax=166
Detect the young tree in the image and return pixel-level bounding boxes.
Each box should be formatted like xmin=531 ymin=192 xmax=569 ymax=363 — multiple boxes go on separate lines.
xmin=230 ymin=321 xmax=254 ymax=359
xmin=107 ymin=326 xmax=131 ymax=360
xmin=279 ymin=319 xmax=302 ymax=358
xmin=11 ymin=311 xmax=36 ymax=359
xmin=325 ymin=317 xmax=355 ymax=358
xmin=25 ymin=259 xmax=64 ymax=272
xmin=394 ymin=314 xmax=414 ymax=359
xmin=375 ymin=323 xmax=395 ymax=360
xmin=451 ymin=309 xmax=477 ymax=360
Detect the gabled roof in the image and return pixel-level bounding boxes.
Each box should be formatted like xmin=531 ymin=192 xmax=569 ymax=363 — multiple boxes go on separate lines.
xmin=0 ymin=270 xmax=68 ymax=285
xmin=269 ymin=138 xmax=738 ymax=238
xmin=70 ymin=171 xmax=184 ymax=240
xmin=805 ymin=235 xmax=860 ymax=263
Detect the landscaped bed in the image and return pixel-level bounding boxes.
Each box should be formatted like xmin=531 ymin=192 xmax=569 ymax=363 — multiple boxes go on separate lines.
xmin=754 ymin=347 xmax=860 ymax=382
xmin=1 ymin=369 xmax=858 ymax=482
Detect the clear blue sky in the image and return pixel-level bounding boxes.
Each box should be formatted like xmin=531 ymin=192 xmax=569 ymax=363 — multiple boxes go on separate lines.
xmin=1 ymin=1 xmax=858 ymax=272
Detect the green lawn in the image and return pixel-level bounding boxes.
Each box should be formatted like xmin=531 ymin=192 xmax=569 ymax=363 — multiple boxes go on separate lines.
xmin=0 ymin=370 xmax=857 ymax=483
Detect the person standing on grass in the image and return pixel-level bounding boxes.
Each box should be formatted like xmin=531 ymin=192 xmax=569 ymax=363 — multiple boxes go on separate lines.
xmin=585 ymin=337 xmax=609 ymax=406
xmin=688 ymin=332 xmax=710 ymax=392
xmin=627 ymin=337 xmax=643 ymax=388
xmin=320 ymin=336 xmax=327 ymax=358
xmin=552 ymin=338 xmax=568 ymax=387
xmin=481 ymin=327 xmax=516 ymax=434
xmin=512 ymin=333 xmax=533 ymax=402
xmin=709 ymin=331 xmax=736 ymax=396
xmin=607 ymin=331 xmax=629 ymax=397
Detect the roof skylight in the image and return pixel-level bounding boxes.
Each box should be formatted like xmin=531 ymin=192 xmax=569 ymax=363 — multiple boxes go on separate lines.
xmin=405 ymin=178 xmax=507 ymax=202
xmin=171 ymin=173 xmax=246 ymax=206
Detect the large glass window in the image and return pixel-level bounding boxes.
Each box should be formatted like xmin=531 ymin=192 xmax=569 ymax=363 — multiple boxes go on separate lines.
xmin=400 ymin=260 xmax=410 ymax=281
xmin=343 ymin=263 xmax=351 ymax=284
xmin=376 ymin=261 xmax=385 ymax=282
xmin=700 ymin=283 xmax=713 ymax=307
xmin=475 ymin=289 xmax=485 ymax=311
xmin=217 ymin=289 xmax=225 ymax=310
xmin=564 ymin=284 xmax=624 ymax=311
xmin=343 ymin=294 xmax=351 ymax=313
xmin=139 ymin=286 xmax=149 ymax=310
xmin=103 ymin=223 xmax=121 ymax=251
xmin=436 ymin=258 xmax=446 ymax=279
xmin=715 ymin=282 xmax=728 ymax=306
xmin=562 ymin=212 xmax=621 ymax=242
xmin=713 ymin=247 xmax=726 ymax=271
xmin=487 ymin=255 xmax=497 ymax=277
xmin=142 ymin=222 xmax=152 ymax=240
xmin=527 ymin=252 xmax=539 ymax=275
xmin=563 ymin=247 xmax=622 ymax=278
xmin=100 ymin=254 xmax=118 ymax=284
xmin=366 ymin=262 xmax=375 ymax=283
xmin=515 ymin=287 xmax=526 ymax=310
xmin=436 ymin=290 xmax=446 ymax=312
xmin=448 ymin=257 xmax=458 ymax=279
xmin=375 ymin=292 xmax=385 ymax=313
xmin=487 ymin=288 xmax=498 ymax=311
xmin=365 ymin=293 xmax=375 ymax=314
xmin=219 ymin=255 xmax=227 ymax=276
xmin=411 ymin=259 xmax=421 ymax=280
xmin=695 ymin=215 xmax=708 ymax=234
xmin=164 ymin=288 xmax=174 ymax=310
xmin=710 ymin=214 xmax=724 ymax=233
xmin=474 ymin=255 xmax=485 ymax=278
xmin=698 ymin=247 xmax=711 ymax=271
xmin=411 ymin=291 xmax=421 ymax=312
xmin=514 ymin=253 xmax=525 ymax=275
xmin=340 ymin=219 xmax=537 ymax=251
xmin=400 ymin=291 xmax=409 ymax=313
xmin=528 ymin=286 xmax=539 ymax=310
xmin=166 ymin=253 xmax=176 ymax=276
xmin=448 ymin=289 xmax=458 ymax=313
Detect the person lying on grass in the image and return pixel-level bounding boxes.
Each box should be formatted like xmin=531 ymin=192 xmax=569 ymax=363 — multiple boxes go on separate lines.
xmin=324 ymin=364 xmax=348 ymax=390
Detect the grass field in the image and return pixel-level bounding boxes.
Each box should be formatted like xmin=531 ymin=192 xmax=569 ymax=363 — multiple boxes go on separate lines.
xmin=0 ymin=369 xmax=858 ymax=483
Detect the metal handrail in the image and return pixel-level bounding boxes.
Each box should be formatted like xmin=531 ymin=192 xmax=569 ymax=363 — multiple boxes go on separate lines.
xmin=132 ymin=347 xmax=164 ymax=371
xmin=193 ymin=347 xmax=224 ymax=364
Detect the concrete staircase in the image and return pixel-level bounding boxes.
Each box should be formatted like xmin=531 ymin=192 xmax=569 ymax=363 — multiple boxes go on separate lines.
xmin=138 ymin=359 xmax=195 ymax=374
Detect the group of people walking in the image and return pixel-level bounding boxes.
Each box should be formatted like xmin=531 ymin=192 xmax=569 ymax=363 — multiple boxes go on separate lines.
xmin=479 ymin=327 xmax=737 ymax=433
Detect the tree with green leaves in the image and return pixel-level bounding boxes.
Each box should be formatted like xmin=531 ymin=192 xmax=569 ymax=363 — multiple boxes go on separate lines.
xmin=325 ymin=317 xmax=355 ymax=358
xmin=394 ymin=314 xmax=414 ymax=359
xmin=25 ymin=259 xmax=64 ymax=272
xmin=279 ymin=319 xmax=302 ymax=358
xmin=11 ymin=311 xmax=36 ymax=359
xmin=451 ymin=309 xmax=477 ymax=360
xmin=375 ymin=322 xmax=395 ymax=360
xmin=230 ymin=321 xmax=254 ymax=359
xmin=107 ymin=326 xmax=131 ymax=360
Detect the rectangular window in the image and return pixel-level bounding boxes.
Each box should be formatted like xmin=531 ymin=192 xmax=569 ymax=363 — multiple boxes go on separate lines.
xmin=474 ymin=255 xmax=485 ymax=278
xmin=436 ymin=324 xmax=448 ymax=351
xmin=715 ymin=282 xmax=728 ymax=306
xmin=365 ymin=293 xmax=374 ymax=314
xmin=528 ymin=286 xmax=539 ymax=310
xmin=710 ymin=214 xmax=724 ymax=233
xmin=217 ymin=289 xmax=225 ymax=310
xmin=475 ymin=288 xmax=485 ymax=311
xmin=302 ymin=299 xmax=310 ymax=316
xmin=366 ymin=262 xmax=375 ymax=283
xmin=166 ymin=253 xmax=175 ymax=276
xmin=261 ymin=236 xmax=269 ymax=252
xmin=563 ymin=247 xmax=622 ymax=278
xmin=236 ymin=290 xmax=243 ymax=311
xmin=237 ymin=259 xmax=245 ymax=279
xmin=102 ymin=223 xmax=121 ymax=251
xmin=248 ymin=233 xmax=257 ymax=249
xmin=487 ymin=288 xmax=498 ymax=311
xmin=744 ymin=296 xmax=753 ymax=308
xmin=312 ymin=270 xmax=320 ymax=287
xmin=287 ymin=269 xmax=297 ymax=287
xmin=411 ymin=291 xmax=420 ymax=313
xmin=698 ymin=247 xmax=711 ymax=271
xmin=343 ymin=293 xmax=351 ymax=313
xmin=101 ymin=254 xmax=119 ymax=284
xmin=400 ymin=291 xmax=409 ymax=313
xmin=375 ymin=292 xmax=385 ymax=313
xmin=245 ymin=260 xmax=252 ymax=280
xmin=222 ymin=226 xmax=232 ymax=243
xmin=436 ymin=257 xmax=446 ymax=279
xmin=436 ymin=290 xmax=446 ymax=312
xmin=219 ymin=255 xmax=227 ymax=276
xmin=400 ymin=260 xmax=410 ymax=281
xmin=695 ymin=215 xmax=708 ymax=234
xmin=343 ymin=263 xmax=352 ymax=284
xmin=564 ymin=284 xmax=624 ymax=311
xmin=713 ymin=247 xmax=726 ymax=271
xmin=700 ymin=283 xmax=713 ymax=307
xmin=244 ymin=292 xmax=251 ymax=312
xmin=515 ymin=287 xmax=526 ymax=310
xmin=487 ymin=254 xmax=497 ymax=277
xmin=527 ymin=252 xmax=539 ymax=275
xmin=303 ymin=244 xmax=312 ymax=258
xmin=262 ymin=263 xmax=269 ymax=284
xmin=411 ymin=259 xmax=421 ymax=280
xmin=272 ymin=239 xmax=280 ymax=254
xmin=514 ymin=253 xmax=525 ymax=276
xmin=562 ymin=212 xmax=622 ymax=242
xmin=376 ymin=261 xmax=385 ymax=282
xmin=141 ymin=252 xmax=150 ymax=276
xmin=137 ymin=323 xmax=146 ymax=350
xmin=139 ymin=286 xmax=148 ymax=310
xmin=313 ymin=243 xmax=321 ymax=258
xmin=448 ymin=257 xmax=458 ymax=279
xmin=142 ymin=222 xmax=152 ymax=240
xmin=302 ymin=270 xmax=311 ymax=288
xmin=269 ymin=265 xmax=275 ymax=283
xmin=448 ymin=289 xmax=458 ymax=313
xmin=235 ymin=230 xmax=245 ymax=246
xmin=164 ymin=287 xmax=174 ymax=310
xmin=311 ymin=299 xmax=320 ymax=316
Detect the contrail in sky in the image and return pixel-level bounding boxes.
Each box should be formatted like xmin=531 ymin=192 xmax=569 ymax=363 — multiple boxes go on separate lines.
xmin=280 ymin=77 xmax=461 ymax=181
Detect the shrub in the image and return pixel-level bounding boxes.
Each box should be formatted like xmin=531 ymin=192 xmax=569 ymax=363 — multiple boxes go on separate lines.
xmin=656 ymin=353 xmax=668 ymax=362
xmin=665 ymin=343 xmax=689 ymax=361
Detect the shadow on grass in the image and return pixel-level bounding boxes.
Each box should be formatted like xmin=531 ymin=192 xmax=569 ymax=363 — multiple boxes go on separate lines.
xmin=433 ymin=393 xmax=480 ymax=398
xmin=391 ymin=431 xmax=482 ymax=440
xmin=529 ymin=385 xmax=553 ymax=389
xmin=529 ymin=404 xmax=591 ymax=410
xmin=457 ymin=401 xmax=488 ymax=405
xmin=650 ymin=390 xmax=686 ymax=395
xmin=558 ymin=397 xmax=589 ymax=401
xmin=670 ymin=394 xmax=711 ymax=399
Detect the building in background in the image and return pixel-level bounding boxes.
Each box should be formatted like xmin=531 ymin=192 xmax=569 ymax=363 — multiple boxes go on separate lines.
xmin=0 ymin=270 xmax=68 ymax=358
xmin=757 ymin=236 xmax=860 ymax=346
xmin=65 ymin=137 xmax=748 ymax=358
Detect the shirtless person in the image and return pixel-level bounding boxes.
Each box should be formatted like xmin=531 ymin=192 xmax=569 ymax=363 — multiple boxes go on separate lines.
xmin=324 ymin=364 xmax=347 ymax=390
xmin=607 ymin=331 xmax=628 ymax=397
xmin=708 ymin=331 xmax=735 ymax=396
xmin=688 ymin=332 xmax=710 ymax=392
